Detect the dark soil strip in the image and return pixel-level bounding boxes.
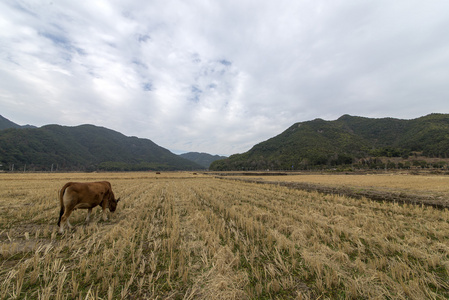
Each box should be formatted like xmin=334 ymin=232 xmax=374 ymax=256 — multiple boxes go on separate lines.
xmin=216 ymin=177 xmax=449 ymax=210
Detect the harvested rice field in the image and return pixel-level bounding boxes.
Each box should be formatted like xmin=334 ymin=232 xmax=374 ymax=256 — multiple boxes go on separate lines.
xmin=1 ymin=172 xmax=448 ymax=299
xmin=236 ymin=173 xmax=449 ymax=197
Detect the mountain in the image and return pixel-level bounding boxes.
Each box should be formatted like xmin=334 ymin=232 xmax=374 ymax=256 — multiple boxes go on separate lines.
xmin=180 ymin=152 xmax=227 ymax=168
xmin=0 ymin=123 xmax=202 ymax=171
xmin=0 ymin=115 xmax=36 ymax=130
xmin=210 ymin=113 xmax=449 ymax=171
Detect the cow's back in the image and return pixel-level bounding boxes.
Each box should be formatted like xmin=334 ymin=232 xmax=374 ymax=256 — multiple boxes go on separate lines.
xmin=62 ymin=181 xmax=111 ymax=209
xmin=58 ymin=181 xmax=117 ymax=232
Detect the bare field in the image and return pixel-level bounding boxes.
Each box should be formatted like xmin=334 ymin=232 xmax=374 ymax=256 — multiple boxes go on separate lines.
xmin=227 ymin=173 xmax=449 ymax=198
xmin=1 ymin=172 xmax=449 ymax=299
xmin=219 ymin=173 xmax=449 ymax=209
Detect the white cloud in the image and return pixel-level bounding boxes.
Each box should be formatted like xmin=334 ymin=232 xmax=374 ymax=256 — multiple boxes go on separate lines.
xmin=1 ymin=0 xmax=449 ymax=155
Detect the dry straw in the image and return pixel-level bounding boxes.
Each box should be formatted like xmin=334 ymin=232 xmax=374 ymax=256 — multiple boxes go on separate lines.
xmin=0 ymin=172 xmax=448 ymax=299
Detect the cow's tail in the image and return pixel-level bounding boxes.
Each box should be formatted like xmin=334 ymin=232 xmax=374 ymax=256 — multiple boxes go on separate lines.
xmin=58 ymin=183 xmax=71 ymax=227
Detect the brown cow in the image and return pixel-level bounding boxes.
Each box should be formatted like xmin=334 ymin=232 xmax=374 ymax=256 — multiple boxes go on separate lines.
xmin=57 ymin=181 xmax=120 ymax=233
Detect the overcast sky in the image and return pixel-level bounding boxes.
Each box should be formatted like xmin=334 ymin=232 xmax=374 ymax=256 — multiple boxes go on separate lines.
xmin=1 ymin=1 xmax=449 ymax=155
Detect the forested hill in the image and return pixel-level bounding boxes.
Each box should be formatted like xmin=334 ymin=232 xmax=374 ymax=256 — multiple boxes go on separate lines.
xmin=180 ymin=152 xmax=227 ymax=168
xmin=210 ymin=113 xmax=449 ymax=171
xmin=0 ymin=115 xmax=36 ymax=130
xmin=0 ymin=123 xmax=202 ymax=171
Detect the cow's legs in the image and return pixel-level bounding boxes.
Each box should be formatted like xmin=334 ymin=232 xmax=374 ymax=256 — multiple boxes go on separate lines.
xmin=102 ymin=208 xmax=108 ymax=221
xmin=59 ymin=221 xmax=65 ymax=234
xmin=59 ymin=209 xmax=73 ymax=234
xmin=85 ymin=208 xmax=92 ymax=223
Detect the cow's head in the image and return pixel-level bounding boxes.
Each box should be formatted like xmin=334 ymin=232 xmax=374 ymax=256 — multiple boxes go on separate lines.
xmin=108 ymin=194 xmax=120 ymax=212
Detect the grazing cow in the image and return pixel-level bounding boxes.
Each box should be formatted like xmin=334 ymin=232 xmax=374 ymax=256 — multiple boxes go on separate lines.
xmin=57 ymin=181 xmax=120 ymax=233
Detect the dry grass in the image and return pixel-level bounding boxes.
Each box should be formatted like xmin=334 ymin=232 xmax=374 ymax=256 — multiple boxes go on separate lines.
xmin=233 ymin=173 xmax=449 ymax=198
xmin=1 ymin=172 xmax=448 ymax=299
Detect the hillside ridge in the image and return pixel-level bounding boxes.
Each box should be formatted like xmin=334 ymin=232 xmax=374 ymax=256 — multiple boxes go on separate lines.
xmin=0 ymin=115 xmax=36 ymax=130
xmin=0 ymin=120 xmax=202 ymax=171
xmin=210 ymin=113 xmax=449 ymax=171
xmin=180 ymin=152 xmax=227 ymax=168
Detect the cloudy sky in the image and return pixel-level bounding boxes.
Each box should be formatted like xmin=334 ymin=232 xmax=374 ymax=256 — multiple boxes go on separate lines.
xmin=1 ymin=1 xmax=449 ymax=155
